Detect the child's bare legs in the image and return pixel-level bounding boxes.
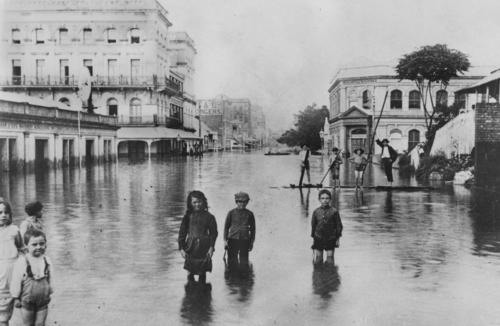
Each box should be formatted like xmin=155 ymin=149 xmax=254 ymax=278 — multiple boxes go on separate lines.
xmin=20 ymin=307 xmax=48 ymax=326
xmin=325 ymin=250 xmax=335 ymax=264
xmin=313 ymin=249 xmax=323 ymax=264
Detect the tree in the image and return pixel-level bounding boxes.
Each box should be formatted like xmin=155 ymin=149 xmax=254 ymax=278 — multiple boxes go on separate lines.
xmin=396 ymin=44 xmax=470 ymax=154
xmin=277 ymin=104 xmax=329 ymax=151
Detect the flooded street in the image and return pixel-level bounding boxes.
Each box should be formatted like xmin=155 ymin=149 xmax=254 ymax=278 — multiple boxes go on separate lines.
xmin=1 ymin=152 xmax=500 ymax=326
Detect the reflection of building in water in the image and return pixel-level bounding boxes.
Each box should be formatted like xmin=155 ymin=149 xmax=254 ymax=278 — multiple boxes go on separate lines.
xmin=470 ymin=190 xmax=500 ymax=256
xmin=181 ymin=283 xmax=213 ymax=325
xmin=327 ymin=65 xmax=486 ymax=155
xmin=224 ymin=263 xmax=255 ymax=303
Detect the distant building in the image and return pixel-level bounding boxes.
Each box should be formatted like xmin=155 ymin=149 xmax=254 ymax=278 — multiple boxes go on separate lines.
xmin=251 ymin=104 xmax=267 ymax=145
xmin=0 ymin=0 xmax=200 ymax=157
xmin=327 ymin=65 xmax=487 ymax=155
xmin=198 ymin=95 xmax=256 ymax=149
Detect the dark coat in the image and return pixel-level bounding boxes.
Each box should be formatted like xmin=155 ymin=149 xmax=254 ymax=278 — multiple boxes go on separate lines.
xmin=376 ymin=139 xmax=398 ymax=162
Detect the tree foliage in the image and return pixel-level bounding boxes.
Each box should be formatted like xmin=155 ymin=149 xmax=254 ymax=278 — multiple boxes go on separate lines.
xmin=396 ymin=44 xmax=470 ymax=153
xmin=277 ymin=104 xmax=329 ymax=151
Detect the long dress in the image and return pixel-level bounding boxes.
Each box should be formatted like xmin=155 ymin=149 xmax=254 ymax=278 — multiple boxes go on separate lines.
xmin=178 ymin=210 xmax=218 ymax=274
xmin=0 ymin=225 xmax=20 ymax=323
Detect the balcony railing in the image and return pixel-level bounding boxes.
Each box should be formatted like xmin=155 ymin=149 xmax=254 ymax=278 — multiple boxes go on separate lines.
xmin=118 ymin=114 xmax=183 ymax=129
xmin=1 ymin=75 xmax=183 ymax=96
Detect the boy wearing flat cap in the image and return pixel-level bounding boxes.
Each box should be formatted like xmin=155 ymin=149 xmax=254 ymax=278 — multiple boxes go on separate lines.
xmin=223 ymin=192 xmax=256 ymax=266
xmin=21 ymin=201 xmax=44 ymax=238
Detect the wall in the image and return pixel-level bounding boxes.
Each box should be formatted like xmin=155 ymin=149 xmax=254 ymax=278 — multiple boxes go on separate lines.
xmin=475 ymin=103 xmax=500 ymax=188
xmin=431 ymin=110 xmax=475 ymax=157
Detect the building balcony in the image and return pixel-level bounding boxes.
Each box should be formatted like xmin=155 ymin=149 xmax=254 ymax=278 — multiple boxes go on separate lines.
xmin=0 ymin=75 xmax=184 ymax=98
xmin=118 ymin=114 xmax=183 ymax=129
xmin=1 ymin=75 xmax=77 ymax=88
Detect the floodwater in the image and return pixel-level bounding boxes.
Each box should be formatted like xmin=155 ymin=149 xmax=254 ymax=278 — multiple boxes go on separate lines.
xmin=1 ymin=152 xmax=499 ymax=326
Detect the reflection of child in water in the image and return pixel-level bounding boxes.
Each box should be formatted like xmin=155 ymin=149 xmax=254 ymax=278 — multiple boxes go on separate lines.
xmin=311 ymin=190 xmax=343 ymax=265
xmin=349 ymin=148 xmax=368 ymax=190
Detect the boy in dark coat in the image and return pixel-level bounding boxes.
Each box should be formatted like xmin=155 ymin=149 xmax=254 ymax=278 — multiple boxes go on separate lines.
xmin=311 ymin=189 xmax=343 ymax=264
xmin=224 ymin=192 xmax=255 ymax=266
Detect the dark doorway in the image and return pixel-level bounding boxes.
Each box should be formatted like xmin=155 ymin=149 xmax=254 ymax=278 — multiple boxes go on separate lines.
xmin=86 ymin=139 xmax=94 ymax=165
xmin=35 ymin=139 xmax=49 ymax=168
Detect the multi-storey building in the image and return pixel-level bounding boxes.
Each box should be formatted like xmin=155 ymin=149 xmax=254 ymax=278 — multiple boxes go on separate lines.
xmin=250 ymin=104 xmax=266 ymax=146
xmin=327 ymin=65 xmax=487 ymax=155
xmin=0 ymin=0 xmax=200 ymax=157
xmin=198 ymin=95 xmax=258 ymax=149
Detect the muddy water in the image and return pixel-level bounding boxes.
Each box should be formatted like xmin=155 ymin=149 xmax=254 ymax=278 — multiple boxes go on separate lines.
xmin=1 ymin=152 xmax=499 ymax=325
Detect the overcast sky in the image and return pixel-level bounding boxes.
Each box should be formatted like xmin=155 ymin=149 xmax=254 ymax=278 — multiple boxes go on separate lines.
xmin=162 ymin=0 xmax=500 ymax=130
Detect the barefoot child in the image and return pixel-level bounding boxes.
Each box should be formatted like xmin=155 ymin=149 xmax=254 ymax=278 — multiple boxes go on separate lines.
xmin=349 ymin=148 xmax=368 ymax=190
xmin=20 ymin=202 xmax=44 ymax=239
xmin=178 ymin=191 xmax=218 ymax=283
xmin=10 ymin=229 xmax=53 ymax=326
xmin=311 ymin=190 xmax=343 ymax=264
xmin=329 ymin=148 xmax=343 ymax=189
xmin=0 ymin=200 xmax=23 ymax=326
xmin=223 ymin=192 xmax=256 ymax=267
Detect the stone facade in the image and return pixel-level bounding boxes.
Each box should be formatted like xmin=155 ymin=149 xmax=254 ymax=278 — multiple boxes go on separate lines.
xmin=328 ymin=65 xmax=486 ymax=155
xmin=0 ymin=0 xmax=200 ymax=156
xmin=0 ymin=93 xmax=118 ymax=171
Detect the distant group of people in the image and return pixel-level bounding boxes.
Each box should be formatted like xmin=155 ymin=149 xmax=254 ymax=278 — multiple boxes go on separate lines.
xmin=0 ymin=200 xmax=52 ymax=326
xmin=299 ymin=138 xmax=399 ymax=189
xmin=177 ymin=188 xmax=344 ymax=283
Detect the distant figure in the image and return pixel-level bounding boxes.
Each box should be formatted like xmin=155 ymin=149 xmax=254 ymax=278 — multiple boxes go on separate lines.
xmin=329 ymin=148 xmax=343 ymax=189
xmin=0 ymin=200 xmax=23 ymax=326
xmin=298 ymin=145 xmax=311 ymax=186
xmin=418 ymin=143 xmax=425 ymax=159
xmin=376 ymin=138 xmax=398 ymax=186
xmin=311 ymin=190 xmax=343 ymax=265
xmin=349 ymin=148 xmax=368 ymax=190
xmin=178 ymin=191 xmax=218 ymax=283
xmin=11 ymin=230 xmax=53 ymax=326
xmin=223 ymin=192 xmax=256 ymax=267
xmin=21 ymin=201 xmax=45 ymax=239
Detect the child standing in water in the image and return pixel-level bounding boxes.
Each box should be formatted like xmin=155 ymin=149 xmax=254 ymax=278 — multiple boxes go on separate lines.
xmin=349 ymin=148 xmax=368 ymax=190
xmin=20 ymin=202 xmax=44 ymax=239
xmin=223 ymin=192 xmax=256 ymax=267
xmin=178 ymin=191 xmax=218 ymax=283
xmin=311 ymin=190 xmax=343 ymax=264
xmin=329 ymin=148 xmax=343 ymax=189
xmin=0 ymin=200 xmax=23 ymax=326
xmin=10 ymin=229 xmax=53 ymax=326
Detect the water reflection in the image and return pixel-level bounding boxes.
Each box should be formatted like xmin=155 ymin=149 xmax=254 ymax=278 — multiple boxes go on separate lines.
xmin=224 ymin=262 xmax=255 ymax=303
xmin=299 ymin=188 xmax=310 ymax=218
xmin=312 ymin=263 xmax=340 ymax=309
xmin=470 ymin=189 xmax=500 ymax=256
xmin=181 ymin=282 xmax=214 ymax=325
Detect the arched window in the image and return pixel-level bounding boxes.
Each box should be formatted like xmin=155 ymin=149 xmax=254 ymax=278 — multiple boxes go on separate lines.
xmin=58 ymin=97 xmax=70 ymax=106
xmin=107 ymin=28 xmax=117 ymax=43
xmin=390 ymin=90 xmax=402 ymax=109
xmin=436 ymin=90 xmax=448 ymax=108
xmin=59 ymin=28 xmax=69 ymax=44
xmin=362 ymin=90 xmax=370 ymax=109
xmin=408 ymin=129 xmax=420 ymax=151
xmin=129 ymin=98 xmax=141 ymax=123
xmin=11 ymin=29 xmax=21 ymax=44
xmin=130 ymin=28 xmax=140 ymax=44
xmin=409 ymin=90 xmax=420 ymax=109
xmin=35 ymin=28 xmax=45 ymax=44
xmin=107 ymin=98 xmax=118 ymax=116
xmin=389 ymin=129 xmax=403 ymax=152
xmin=83 ymin=28 xmax=92 ymax=44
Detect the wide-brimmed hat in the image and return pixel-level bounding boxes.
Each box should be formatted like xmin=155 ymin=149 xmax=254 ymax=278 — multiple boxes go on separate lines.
xmin=234 ymin=192 xmax=250 ymax=202
xmin=354 ymin=148 xmax=365 ymax=155
xmin=381 ymin=138 xmax=390 ymax=144
xmin=25 ymin=201 xmax=43 ymax=216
